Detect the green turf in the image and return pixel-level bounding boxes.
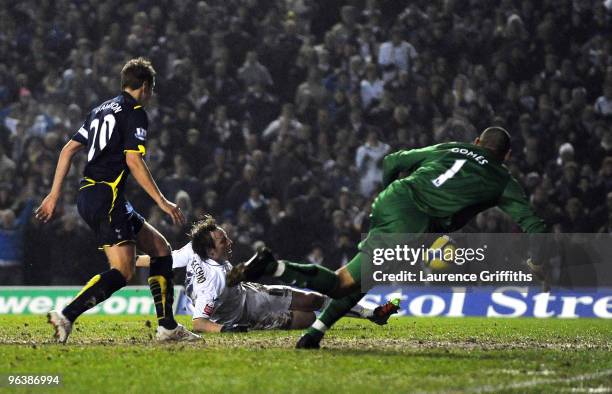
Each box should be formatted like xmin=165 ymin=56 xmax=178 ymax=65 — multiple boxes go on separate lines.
xmin=0 ymin=316 xmax=611 ymax=393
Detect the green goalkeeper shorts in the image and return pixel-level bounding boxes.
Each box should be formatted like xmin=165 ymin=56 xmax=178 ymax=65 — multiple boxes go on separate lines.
xmin=346 ymin=180 xmax=431 ymax=287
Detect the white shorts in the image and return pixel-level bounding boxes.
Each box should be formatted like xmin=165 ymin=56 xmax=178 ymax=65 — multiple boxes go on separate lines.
xmin=241 ymin=283 xmax=293 ymax=330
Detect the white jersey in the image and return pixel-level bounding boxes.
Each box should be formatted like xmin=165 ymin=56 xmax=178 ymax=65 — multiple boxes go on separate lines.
xmin=173 ymin=242 xmax=247 ymax=325
xmin=173 ymin=242 xmax=293 ymax=329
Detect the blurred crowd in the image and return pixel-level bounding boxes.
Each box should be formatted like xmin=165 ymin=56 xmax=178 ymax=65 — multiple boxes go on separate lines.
xmin=0 ymin=0 xmax=611 ymax=285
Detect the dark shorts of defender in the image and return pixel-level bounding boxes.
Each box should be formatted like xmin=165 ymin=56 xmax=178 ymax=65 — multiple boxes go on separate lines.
xmin=346 ymin=179 xmax=431 ymax=290
xmin=77 ymin=182 xmax=145 ymax=248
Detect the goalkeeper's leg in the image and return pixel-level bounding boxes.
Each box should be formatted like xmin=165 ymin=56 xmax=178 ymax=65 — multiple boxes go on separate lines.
xmin=321 ymin=296 xmax=401 ymax=324
xmin=244 ymin=188 xmax=430 ymax=296
xmin=296 ymin=291 xmax=365 ymax=348
xmin=296 ymin=253 xmax=365 ymax=349
xmin=228 ymin=248 xmax=357 ymax=298
xmin=289 ymin=288 xmax=381 ymax=319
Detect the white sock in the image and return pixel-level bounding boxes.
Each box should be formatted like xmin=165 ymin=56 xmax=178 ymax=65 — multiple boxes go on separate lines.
xmin=345 ymin=304 xmax=373 ymax=318
xmin=312 ymin=319 xmax=328 ymax=333
xmin=352 ymin=304 xmax=373 ymax=318
xmin=320 ymin=298 xmax=373 ymax=319
xmin=273 ymin=260 xmax=285 ymax=277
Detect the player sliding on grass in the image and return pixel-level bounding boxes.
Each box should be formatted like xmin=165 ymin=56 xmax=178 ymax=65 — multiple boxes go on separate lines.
xmin=228 ymin=127 xmax=547 ymax=349
xmin=35 ymin=58 xmax=199 ymax=343
xmin=136 ymin=215 xmax=400 ymax=332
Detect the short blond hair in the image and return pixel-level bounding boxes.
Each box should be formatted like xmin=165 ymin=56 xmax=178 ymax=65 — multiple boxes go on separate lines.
xmin=120 ymin=57 xmax=156 ymax=89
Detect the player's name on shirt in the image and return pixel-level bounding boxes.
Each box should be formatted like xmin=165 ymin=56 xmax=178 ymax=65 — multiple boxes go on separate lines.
xmin=449 ymin=147 xmax=489 ymax=165
xmin=94 ymin=101 xmax=123 ymax=115
xmin=191 ymin=257 xmax=207 ymax=284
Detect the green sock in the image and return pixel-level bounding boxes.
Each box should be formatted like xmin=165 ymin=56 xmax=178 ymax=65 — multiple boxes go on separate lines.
xmin=306 ymin=292 xmax=365 ymax=337
xmin=276 ymin=261 xmax=339 ymax=295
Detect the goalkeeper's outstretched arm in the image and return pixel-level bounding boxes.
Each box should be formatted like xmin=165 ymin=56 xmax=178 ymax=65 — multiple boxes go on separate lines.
xmin=497 ymin=177 xmax=550 ymax=290
xmin=497 ymin=177 xmax=546 ymax=233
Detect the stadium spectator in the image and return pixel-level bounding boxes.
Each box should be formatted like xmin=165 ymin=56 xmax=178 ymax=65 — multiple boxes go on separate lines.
xmin=377 ymin=26 xmax=418 ymax=81
xmin=360 ymin=63 xmax=384 ymax=110
xmin=262 ymin=103 xmax=303 ymax=141
xmin=0 ymin=198 xmax=33 ymax=285
xmin=355 ymin=130 xmax=390 ymax=197
xmin=238 ymin=51 xmax=273 ymax=89
xmin=305 ymin=243 xmax=325 ymax=266
xmin=594 ymin=83 xmax=612 ymax=118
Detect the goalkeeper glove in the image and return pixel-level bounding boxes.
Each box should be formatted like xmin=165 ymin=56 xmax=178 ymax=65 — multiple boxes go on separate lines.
xmin=526 ymin=258 xmax=551 ymax=292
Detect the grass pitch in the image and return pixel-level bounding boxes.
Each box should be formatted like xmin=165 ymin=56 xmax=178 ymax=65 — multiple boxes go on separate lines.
xmin=1 ymin=316 xmax=611 ymax=393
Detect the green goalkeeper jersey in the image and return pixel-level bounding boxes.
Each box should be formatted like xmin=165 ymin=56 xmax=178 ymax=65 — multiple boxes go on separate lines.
xmin=382 ymin=142 xmax=546 ymax=233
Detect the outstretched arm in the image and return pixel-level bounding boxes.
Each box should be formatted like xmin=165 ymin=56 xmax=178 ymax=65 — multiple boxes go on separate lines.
xmin=498 ymin=178 xmax=549 ymax=290
xmin=497 ymin=177 xmax=546 ymax=233
xmin=35 ymin=139 xmax=85 ymax=223
xmin=192 ymin=318 xmax=249 ymax=333
xmin=192 ymin=318 xmax=224 ymax=333
xmin=125 ymin=152 xmax=185 ymax=225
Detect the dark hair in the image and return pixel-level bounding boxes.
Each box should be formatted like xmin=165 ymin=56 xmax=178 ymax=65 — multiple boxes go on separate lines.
xmin=479 ymin=126 xmax=511 ymax=160
xmin=120 ymin=57 xmax=156 ymax=90
xmin=189 ymin=214 xmax=217 ymax=259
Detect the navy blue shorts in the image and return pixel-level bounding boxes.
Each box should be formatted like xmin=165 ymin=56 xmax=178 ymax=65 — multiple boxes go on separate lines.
xmin=77 ymin=182 xmax=145 ymax=248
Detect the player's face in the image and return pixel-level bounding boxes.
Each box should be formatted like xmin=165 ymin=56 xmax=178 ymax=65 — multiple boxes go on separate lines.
xmin=211 ymin=228 xmax=233 ymax=261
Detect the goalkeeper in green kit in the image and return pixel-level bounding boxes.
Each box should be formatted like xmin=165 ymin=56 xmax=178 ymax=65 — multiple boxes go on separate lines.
xmin=227 ymin=127 xmax=547 ymax=349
